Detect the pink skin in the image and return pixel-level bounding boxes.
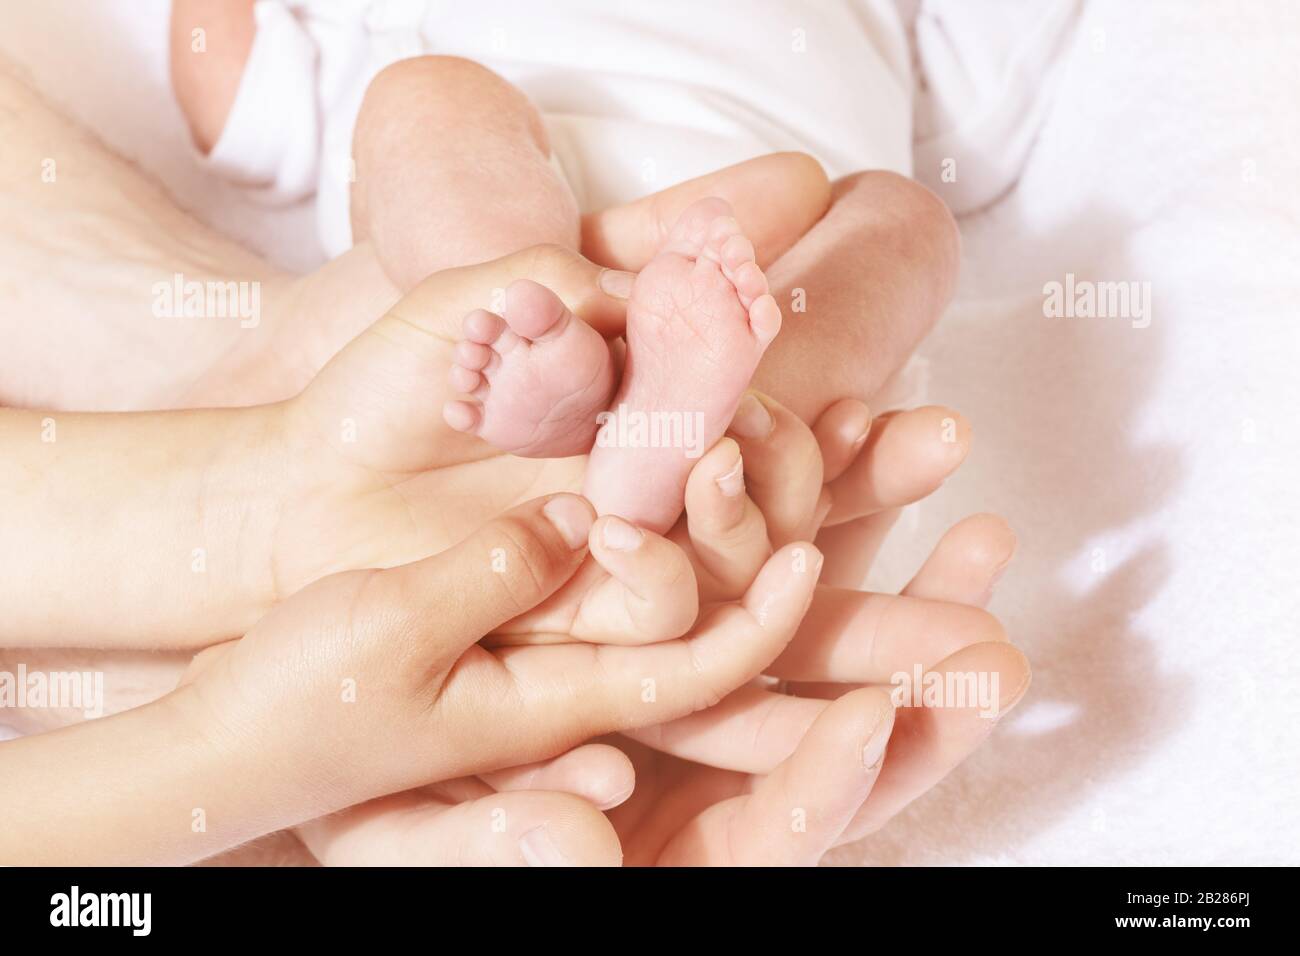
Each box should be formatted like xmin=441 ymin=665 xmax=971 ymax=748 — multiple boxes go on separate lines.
xmin=443 ymin=279 xmax=615 ymax=458
xmin=583 ymin=198 xmax=781 ymax=532
xmin=445 ymin=197 xmax=781 ymax=534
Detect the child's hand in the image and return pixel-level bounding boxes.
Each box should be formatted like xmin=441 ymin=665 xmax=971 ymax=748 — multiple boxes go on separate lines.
xmin=253 ymin=247 xmax=624 ymax=617
xmin=171 ymin=492 xmax=821 ymax=846
xmin=286 ymin=395 xmax=1027 ymax=867
xmin=261 ymin=257 xmax=827 ymax=651
xmin=0 ymin=246 xmax=620 ymax=651
xmin=492 ymin=390 xmax=832 ymax=646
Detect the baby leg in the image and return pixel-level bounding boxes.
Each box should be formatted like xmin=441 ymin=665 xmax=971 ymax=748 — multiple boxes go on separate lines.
xmin=582 ymin=198 xmax=781 ymax=533
xmin=441 ymin=152 xmax=834 ymax=460
xmin=351 ymin=55 xmax=581 ymax=289
xmin=582 ymin=168 xmax=961 ymax=426
xmin=581 ymin=151 xmax=831 ymax=273
xmin=446 ymin=197 xmax=780 ymax=515
xmin=755 ymin=171 xmax=961 ymax=420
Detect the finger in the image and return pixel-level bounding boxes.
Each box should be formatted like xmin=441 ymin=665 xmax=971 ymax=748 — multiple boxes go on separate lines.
xmin=727 ymin=391 xmax=824 ymax=546
xmin=456 ymin=543 xmax=823 ymax=767
xmin=299 ymin=789 xmax=622 ymax=866
xmin=769 ymin=586 xmax=1009 ymax=683
xmin=569 ymin=516 xmax=699 ymax=644
xmin=581 ymin=152 xmax=830 ymax=270
xmin=825 ymin=406 xmax=971 ymax=526
xmin=836 ymin=641 xmax=1030 ymax=845
xmin=902 ymin=513 xmax=1017 ymax=607
xmin=482 ymin=743 xmax=635 ymax=811
xmin=815 ymin=509 xmax=901 ymax=589
xmin=679 ymin=437 xmax=771 ymax=601
xmin=811 ymin=399 xmax=873 ymax=483
xmin=626 ymin=682 xmax=826 ymax=773
xmin=368 ymin=493 xmax=594 ymax=666
xmin=657 ymin=688 xmax=895 ymax=866
xmin=385 ymin=243 xmax=631 ymax=343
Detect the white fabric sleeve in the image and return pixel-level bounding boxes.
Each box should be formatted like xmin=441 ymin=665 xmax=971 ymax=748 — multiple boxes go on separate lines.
xmin=204 ymin=0 xmax=322 ymax=204
xmin=904 ymin=0 xmax=1082 ymax=215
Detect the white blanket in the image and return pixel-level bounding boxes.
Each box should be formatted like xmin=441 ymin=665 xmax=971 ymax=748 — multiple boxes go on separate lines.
xmin=843 ymin=0 xmax=1300 ymax=865
xmin=2 ymin=0 xmax=1296 ymax=864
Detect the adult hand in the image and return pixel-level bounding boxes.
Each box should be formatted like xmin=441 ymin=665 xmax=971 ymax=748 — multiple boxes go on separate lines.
xmin=172 ymin=491 xmax=821 ymax=858
xmin=299 ymin=397 xmax=1029 ymax=865
xmin=603 ymin=398 xmax=1029 ymax=864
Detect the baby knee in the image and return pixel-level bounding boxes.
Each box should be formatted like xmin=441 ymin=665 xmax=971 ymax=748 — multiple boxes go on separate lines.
xmin=838 ymin=170 xmax=961 ymax=272
xmin=359 ymin=55 xmax=548 ymax=149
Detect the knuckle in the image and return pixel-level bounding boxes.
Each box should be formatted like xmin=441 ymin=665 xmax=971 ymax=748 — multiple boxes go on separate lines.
xmin=478 ymin=515 xmax=563 ymax=615
xmin=684 ymin=635 xmax=728 ymax=712
xmin=842 ymin=170 xmax=960 ymax=248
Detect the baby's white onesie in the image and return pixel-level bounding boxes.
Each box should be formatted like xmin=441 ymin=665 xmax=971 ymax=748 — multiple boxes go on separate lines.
xmin=204 ymin=0 xmax=915 ymax=257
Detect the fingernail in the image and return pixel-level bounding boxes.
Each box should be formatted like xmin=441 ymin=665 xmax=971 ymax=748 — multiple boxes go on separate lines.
xmin=601 ymin=515 xmax=644 ymax=551
xmin=598 ymin=269 xmax=636 ymax=299
xmin=862 ymin=731 xmax=890 ymax=770
xmin=730 ymin=393 xmax=773 ymax=440
xmin=519 ymin=825 xmax=572 ymax=866
xmin=715 ymin=456 xmax=745 ymax=497
xmin=543 ymin=495 xmax=593 ymax=550
xmin=979 ymin=553 xmax=1016 ymax=605
xmin=986 ymin=560 xmax=1012 ymax=595
xmin=597 ymin=785 xmax=635 ymax=811
xmin=990 ymin=530 xmax=1017 ymax=584
xmin=862 ymin=709 xmax=892 ymax=770
xmin=845 ymin=406 xmax=872 ymax=451
xmin=999 ymin=669 xmax=1032 ymax=714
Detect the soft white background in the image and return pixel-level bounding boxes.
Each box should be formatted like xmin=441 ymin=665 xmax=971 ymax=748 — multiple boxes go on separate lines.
xmin=2 ymin=0 xmax=1296 ymax=864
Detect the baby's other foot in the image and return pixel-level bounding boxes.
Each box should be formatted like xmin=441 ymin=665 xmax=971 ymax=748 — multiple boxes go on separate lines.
xmin=443 ymin=279 xmax=615 ymax=458
xmin=582 ymin=198 xmax=782 ymax=532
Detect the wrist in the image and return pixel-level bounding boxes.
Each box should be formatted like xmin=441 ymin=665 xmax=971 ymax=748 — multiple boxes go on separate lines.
xmin=170 ymin=639 xmax=372 ymax=832
xmin=0 ymin=686 xmax=273 ymax=865
xmin=0 ymin=403 xmax=301 ymax=649
xmin=195 ymin=400 xmax=303 ymax=635
xmin=161 ymin=681 xmax=310 ymax=847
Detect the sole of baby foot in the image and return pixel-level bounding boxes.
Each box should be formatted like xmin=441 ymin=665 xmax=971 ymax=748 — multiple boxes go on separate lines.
xmin=443 ymin=279 xmax=616 ymax=458
xmin=582 ymin=197 xmax=781 ymax=533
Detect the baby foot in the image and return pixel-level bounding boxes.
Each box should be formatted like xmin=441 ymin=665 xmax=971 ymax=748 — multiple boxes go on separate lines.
xmin=443 ymin=279 xmax=616 ymax=458
xmin=582 ymin=198 xmax=782 ymax=532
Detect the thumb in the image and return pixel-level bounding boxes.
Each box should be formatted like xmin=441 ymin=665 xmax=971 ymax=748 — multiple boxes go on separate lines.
xmin=499 ymin=244 xmax=630 ymax=338
xmin=368 ymin=493 xmax=595 ymax=666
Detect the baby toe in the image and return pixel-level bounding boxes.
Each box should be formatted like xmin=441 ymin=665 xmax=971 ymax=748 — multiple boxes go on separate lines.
xmin=493 ymin=328 xmax=525 ymax=355
xmin=698 ymin=216 xmax=742 ymax=267
xmin=720 ymin=234 xmax=756 ymax=276
xmin=733 ymin=260 xmax=770 ymax=308
xmin=503 ymin=279 xmax=570 ymax=340
xmin=449 ymin=365 xmax=483 ymax=395
xmin=665 ymin=197 xmax=735 ymax=256
xmin=463 ymin=309 xmax=506 ymax=345
xmin=455 ymin=341 xmax=493 ymax=370
xmin=443 ymin=400 xmax=482 ymax=433
xmin=748 ymin=293 xmax=782 ymax=345
xmin=706 ymin=215 xmax=742 ymax=246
